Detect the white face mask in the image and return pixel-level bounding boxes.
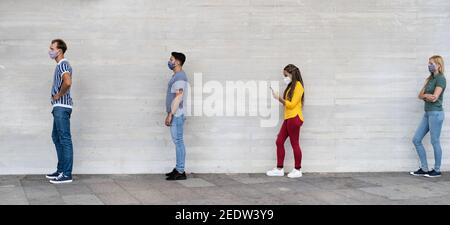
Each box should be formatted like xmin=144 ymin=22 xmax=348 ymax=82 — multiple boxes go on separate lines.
xmin=283 ymin=76 xmax=291 ymax=85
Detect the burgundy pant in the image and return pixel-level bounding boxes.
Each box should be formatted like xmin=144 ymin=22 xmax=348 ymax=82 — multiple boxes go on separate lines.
xmin=276 ymin=115 xmax=303 ymax=169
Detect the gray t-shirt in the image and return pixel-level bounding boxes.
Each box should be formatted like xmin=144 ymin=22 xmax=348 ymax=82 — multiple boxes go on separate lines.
xmin=165 ymin=71 xmax=188 ymax=117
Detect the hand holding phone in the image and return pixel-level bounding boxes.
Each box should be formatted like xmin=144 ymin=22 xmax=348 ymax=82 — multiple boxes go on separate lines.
xmin=270 ymin=86 xmax=279 ymax=100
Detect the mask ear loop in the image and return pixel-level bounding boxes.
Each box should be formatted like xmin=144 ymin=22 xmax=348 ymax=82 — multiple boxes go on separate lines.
xmin=54 ymin=49 xmax=61 ymax=58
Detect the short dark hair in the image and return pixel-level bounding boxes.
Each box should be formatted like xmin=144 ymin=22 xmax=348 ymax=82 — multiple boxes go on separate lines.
xmin=51 ymin=39 xmax=67 ymax=53
xmin=171 ymin=52 xmax=186 ymax=66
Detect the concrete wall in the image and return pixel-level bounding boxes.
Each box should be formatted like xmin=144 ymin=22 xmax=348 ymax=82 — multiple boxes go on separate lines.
xmin=1 ymin=0 xmax=450 ymax=174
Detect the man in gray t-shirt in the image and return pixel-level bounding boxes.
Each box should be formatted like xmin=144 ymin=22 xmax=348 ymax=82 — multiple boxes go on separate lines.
xmin=166 ymin=72 xmax=188 ymax=117
xmin=165 ymin=52 xmax=188 ymax=181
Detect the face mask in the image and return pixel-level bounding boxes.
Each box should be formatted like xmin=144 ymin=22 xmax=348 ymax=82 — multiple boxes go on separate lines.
xmin=283 ymin=76 xmax=292 ymax=85
xmin=48 ymin=50 xmax=59 ymax=59
xmin=428 ymin=64 xmax=437 ymax=73
xmin=168 ymin=61 xmax=176 ymax=70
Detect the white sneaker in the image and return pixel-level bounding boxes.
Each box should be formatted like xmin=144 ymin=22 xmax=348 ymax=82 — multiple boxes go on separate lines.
xmin=266 ymin=168 xmax=284 ymax=177
xmin=287 ymin=169 xmax=302 ymax=178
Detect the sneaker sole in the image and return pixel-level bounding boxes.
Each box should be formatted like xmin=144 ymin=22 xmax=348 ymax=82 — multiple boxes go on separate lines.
xmin=166 ymin=177 xmax=187 ymax=181
xmin=409 ymin=172 xmax=427 ymax=176
xmin=49 ymin=180 xmax=73 ymax=184
xmin=266 ymin=173 xmax=284 ymax=177
xmin=45 ymin=176 xmax=58 ymax=179
xmin=424 ymin=175 xmax=441 ymax=178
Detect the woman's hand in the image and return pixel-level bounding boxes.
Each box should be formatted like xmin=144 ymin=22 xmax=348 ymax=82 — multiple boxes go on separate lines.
xmin=426 ymin=95 xmax=437 ymax=102
xmin=423 ymin=94 xmax=437 ymax=102
xmin=271 ymin=89 xmax=286 ymax=105
xmin=271 ymin=89 xmax=280 ymax=101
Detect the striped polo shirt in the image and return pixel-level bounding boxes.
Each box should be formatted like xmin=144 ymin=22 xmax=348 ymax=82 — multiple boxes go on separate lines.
xmin=51 ymin=58 xmax=73 ymax=108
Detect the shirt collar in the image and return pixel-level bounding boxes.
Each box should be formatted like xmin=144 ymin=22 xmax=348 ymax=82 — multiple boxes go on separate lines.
xmin=57 ymin=58 xmax=68 ymax=65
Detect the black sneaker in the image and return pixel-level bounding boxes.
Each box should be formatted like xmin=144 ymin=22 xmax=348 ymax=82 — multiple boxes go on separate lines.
xmin=49 ymin=174 xmax=73 ymax=184
xmin=45 ymin=172 xmax=61 ymax=179
xmin=410 ymin=168 xmax=428 ymax=176
xmin=165 ymin=168 xmax=177 ymax=177
xmin=166 ymin=171 xmax=187 ymax=181
xmin=424 ymin=170 xmax=442 ymax=178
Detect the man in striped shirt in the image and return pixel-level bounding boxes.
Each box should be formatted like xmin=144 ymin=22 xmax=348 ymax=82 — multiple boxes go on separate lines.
xmin=45 ymin=39 xmax=74 ymax=184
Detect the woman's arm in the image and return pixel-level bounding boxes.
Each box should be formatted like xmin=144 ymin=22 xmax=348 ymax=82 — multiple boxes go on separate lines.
xmin=429 ymin=87 xmax=443 ymax=102
xmin=272 ymin=83 xmax=303 ymax=107
xmin=418 ymin=86 xmax=426 ymax=100
xmin=418 ymin=81 xmax=435 ymax=102
xmin=271 ymin=88 xmax=285 ymax=105
xmin=277 ymin=95 xmax=285 ymax=105
xmin=284 ymin=83 xmax=302 ymax=109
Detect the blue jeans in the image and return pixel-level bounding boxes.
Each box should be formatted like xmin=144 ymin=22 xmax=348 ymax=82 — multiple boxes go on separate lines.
xmin=170 ymin=114 xmax=186 ymax=173
xmin=412 ymin=111 xmax=444 ymax=172
xmin=51 ymin=107 xmax=73 ymax=177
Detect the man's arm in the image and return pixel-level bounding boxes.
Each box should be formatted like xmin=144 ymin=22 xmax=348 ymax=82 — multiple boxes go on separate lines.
xmin=171 ymin=89 xmax=184 ymax=114
xmin=164 ymin=90 xmax=183 ymax=127
xmin=53 ymin=72 xmax=72 ymax=100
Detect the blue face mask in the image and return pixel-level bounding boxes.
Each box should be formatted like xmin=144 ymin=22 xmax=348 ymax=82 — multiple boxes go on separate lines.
xmin=428 ymin=64 xmax=436 ymax=73
xmin=168 ymin=61 xmax=176 ymax=70
xmin=49 ymin=50 xmax=59 ymax=59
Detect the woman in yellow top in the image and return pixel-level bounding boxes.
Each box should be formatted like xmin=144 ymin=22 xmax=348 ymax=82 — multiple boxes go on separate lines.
xmin=267 ymin=64 xmax=305 ymax=178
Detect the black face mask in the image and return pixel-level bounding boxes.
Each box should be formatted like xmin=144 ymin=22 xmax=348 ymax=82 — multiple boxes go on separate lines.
xmin=168 ymin=61 xmax=176 ymax=70
xmin=428 ymin=64 xmax=437 ymax=74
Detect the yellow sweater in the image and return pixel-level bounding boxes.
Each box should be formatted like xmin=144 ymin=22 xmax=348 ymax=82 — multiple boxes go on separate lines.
xmin=284 ymin=81 xmax=304 ymax=121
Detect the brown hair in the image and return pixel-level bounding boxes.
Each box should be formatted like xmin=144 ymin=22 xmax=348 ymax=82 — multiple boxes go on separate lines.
xmin=51 ymin=39 xmax=67 ymax=54
xmin=283 ymin=64 xmax=304 ymax=107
